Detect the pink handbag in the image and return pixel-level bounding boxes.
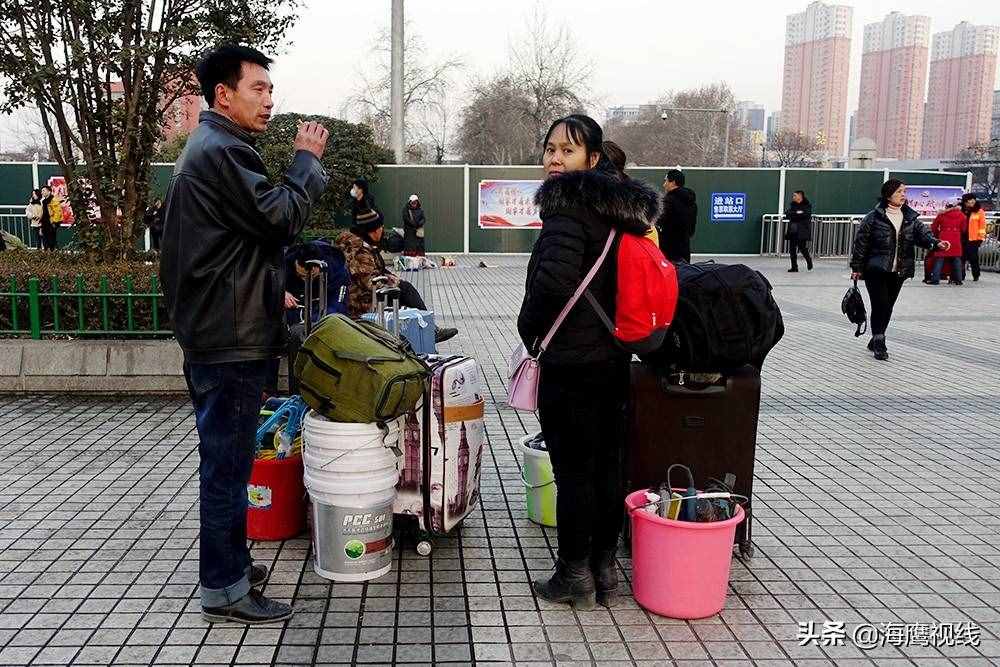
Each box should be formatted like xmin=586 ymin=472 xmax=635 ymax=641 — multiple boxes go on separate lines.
xmin=507 ymin=231 xmax=616 ymax=411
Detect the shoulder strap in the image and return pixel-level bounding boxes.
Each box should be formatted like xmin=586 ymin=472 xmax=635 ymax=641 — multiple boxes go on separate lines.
xmin=540 ymin=229 xmax=616 ymax=352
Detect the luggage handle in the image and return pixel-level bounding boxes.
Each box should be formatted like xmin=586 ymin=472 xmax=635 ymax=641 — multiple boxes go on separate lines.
xmin=375 ymin=286 xmax=402 ymax=338
xmin=303 ymin=259 xmax=328 ymax=337
xmin=659 ymin=376 xmax=726 ymax=396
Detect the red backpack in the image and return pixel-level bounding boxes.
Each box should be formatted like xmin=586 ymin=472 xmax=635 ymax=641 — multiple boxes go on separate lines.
xmin=586 ymin=232 xmax=679 ymax=354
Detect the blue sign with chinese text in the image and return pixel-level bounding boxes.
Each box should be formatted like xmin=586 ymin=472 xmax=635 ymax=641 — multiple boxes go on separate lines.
xmin=710 ymin=192 xmax=747 ymax=223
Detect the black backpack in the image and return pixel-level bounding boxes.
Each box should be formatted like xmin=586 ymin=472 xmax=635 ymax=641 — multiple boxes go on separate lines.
xmin=643 ymin=261 xmax=784 ymax=372
xmin=841 ymin=279 xmax=867 ymax=337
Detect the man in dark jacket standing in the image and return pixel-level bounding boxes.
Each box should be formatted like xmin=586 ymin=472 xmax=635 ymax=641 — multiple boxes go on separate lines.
xmin=656 ymin=169 xmax=698 ymax=263
xmin=160 ymin=45 xmax=328 ymax=624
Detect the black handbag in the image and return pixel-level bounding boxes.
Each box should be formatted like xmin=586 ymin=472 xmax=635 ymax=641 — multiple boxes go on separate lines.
xmin=841 ymin=279 xmax=867 ymax=337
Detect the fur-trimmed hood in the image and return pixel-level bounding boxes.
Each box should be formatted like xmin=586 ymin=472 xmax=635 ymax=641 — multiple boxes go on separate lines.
xmin=534 ymin=169 xmax=660 ymax=235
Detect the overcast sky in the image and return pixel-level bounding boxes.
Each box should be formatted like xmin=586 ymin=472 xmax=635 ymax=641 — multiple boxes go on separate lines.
xmin=1 ymin=0 xmax=998 ymax=151
xmin=267 ymin=0 xmax=1000 ymax=120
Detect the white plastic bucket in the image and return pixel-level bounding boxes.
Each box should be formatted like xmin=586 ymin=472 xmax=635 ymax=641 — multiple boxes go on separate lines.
xmin=302 ymin=412 xmax=402 ymax=582
xmin=518 ymin=434 xmax=557 ymax=527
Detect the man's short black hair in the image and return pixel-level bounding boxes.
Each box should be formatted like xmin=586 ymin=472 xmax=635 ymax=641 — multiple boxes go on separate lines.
xmin=666 ymin=169 xmax=685 ymax=186
xmin=195 ymin=44 xmax=273 ymax=107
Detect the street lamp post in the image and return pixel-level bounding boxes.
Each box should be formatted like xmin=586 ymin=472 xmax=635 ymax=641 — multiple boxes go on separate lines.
xmin=390 ymin=0 xmax=404 ymax=164
xmin=659 ymin=106 xmax=731 ymax=167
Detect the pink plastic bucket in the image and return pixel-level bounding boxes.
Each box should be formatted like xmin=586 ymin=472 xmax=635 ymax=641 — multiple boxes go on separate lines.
xmin=625 ymin=489 xmax=745 ymax=619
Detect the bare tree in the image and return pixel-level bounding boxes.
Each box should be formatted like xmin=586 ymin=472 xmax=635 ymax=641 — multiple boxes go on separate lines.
xmin=349 ymin=23 xmax=463 ymax=161
xmin=456 ymin=74 xmax=537 ymax=165
xmin=455 ymin=3 xmax=592 ymax=164
xmin=605 ymin=83 xmax=751 ymax=167
xmin=768 ymin=130 xmax=823 ymax=167
xmin=509 ymin=3 xmax=592 ymax=150
xmin=413 ymin=96 xmax=456 ymax=164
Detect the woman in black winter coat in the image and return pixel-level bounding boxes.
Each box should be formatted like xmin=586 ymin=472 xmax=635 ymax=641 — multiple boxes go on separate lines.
xmin=850 ymin=179 xmax=949 ymax=361
xmin=785 ymin=190 xmax=813 ymax=272
xmin=401 ymin=194 xmax=426 ymax=256
xmin=517 ymin=114 xmax=659 ymax=611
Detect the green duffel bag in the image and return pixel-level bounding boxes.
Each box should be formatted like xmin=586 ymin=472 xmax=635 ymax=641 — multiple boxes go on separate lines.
xmin=294 ymin=314 xmax=428 ymax=423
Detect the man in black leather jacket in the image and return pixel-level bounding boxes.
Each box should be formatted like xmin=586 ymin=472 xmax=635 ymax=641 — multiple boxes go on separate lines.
xmin=160 ymin=45 xmax=328 ymax=624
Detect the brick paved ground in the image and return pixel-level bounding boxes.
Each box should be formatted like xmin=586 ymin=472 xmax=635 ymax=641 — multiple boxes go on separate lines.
xmin=0 ymin=255 xmax=998 ymax=666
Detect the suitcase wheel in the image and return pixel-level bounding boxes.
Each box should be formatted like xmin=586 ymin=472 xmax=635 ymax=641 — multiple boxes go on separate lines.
xmin=416 ymin=536 xmax=433 ymax=557
xmin=738 ymin=541 xmax=754 ymax=560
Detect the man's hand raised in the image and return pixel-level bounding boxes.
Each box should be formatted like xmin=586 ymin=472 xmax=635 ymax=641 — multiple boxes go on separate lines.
xmin=294 ymin=121 xmax=329 ymax=160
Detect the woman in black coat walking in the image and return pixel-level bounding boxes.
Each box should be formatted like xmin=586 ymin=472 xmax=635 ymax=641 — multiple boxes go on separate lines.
xmin=785 ymin=190 xmax=813 ymax=272
xmin=850 ymin=179 xmax=949 ymax=361
xmin=518 ymin=114 xmax=659 ymax=610
xmin=401 ymin=194 xmax=426 ymax=256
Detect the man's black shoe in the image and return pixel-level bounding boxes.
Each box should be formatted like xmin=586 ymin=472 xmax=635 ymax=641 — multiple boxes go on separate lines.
xmin=202 ymin=588 xmax=292 ymax=624
xmin=434 ymin=326 xmax=458 ymax=343
xmin=249 ymin=563 xmax=269 ymax=588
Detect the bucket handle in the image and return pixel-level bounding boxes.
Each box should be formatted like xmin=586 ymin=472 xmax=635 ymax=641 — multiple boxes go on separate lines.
xmin=304 ymin=414 xmax=402 ymax=471
xmin=521 ymin=473 xmax=555 ymax=490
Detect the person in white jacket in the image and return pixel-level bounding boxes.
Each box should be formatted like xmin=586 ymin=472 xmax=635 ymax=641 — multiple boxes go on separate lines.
xmin=25 ymin=189 xmax=43 ymax=248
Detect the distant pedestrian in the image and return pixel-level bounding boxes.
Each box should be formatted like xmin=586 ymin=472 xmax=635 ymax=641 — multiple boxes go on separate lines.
xmin=144 ymin=199 xmax=164 ymax=251
xmin=39 ymin=185 xmax=61 ymax=251
xmin=656 ymin=168 xmax=697 ymax=263
xmin=25 ymin=189 xmax=43 ymax=248
xmin=160 ymin=44 xmax=329 ymax=624
xmin=961 ymin=193 xmax=986 ymax=282
xmin=850 ymin=179 xmax=950 ymax=361
xmin=928 ymin=204 xmax=965 ymax=285
xmin=784 ymin=190 xmax=813 ymax=272
xmin=350 ymin=178 xmax=378 ymax=224
xmin=401 ymin=194 xmax=426 ymax=256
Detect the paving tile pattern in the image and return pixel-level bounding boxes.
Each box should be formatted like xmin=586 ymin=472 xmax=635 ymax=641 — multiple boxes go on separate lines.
xmin=0 ymin=256 xmax=998 ymax=665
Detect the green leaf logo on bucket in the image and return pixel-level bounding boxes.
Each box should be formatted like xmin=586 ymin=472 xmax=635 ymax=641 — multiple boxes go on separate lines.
xmin=344 ymin=539 xmax=366 ymax=560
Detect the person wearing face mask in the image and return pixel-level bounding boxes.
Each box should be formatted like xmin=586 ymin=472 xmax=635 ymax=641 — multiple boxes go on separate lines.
xmin=160 ymin=44 xmax=329 ymax=624
xmin=850 ymin=179 xmax=949 ymax=361
xmin=518 ymin=114 xmax=659 ymax=610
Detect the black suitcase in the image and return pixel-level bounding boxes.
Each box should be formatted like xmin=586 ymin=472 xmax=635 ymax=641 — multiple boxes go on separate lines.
xmin=627 ymin=362 xmax=759 ymax=558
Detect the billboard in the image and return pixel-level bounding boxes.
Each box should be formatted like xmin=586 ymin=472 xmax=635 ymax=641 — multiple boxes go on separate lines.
xmin=904 ymin=185 xmax=965 ymax=218
xmin=478 ymin=180 xmax=542 ymax=229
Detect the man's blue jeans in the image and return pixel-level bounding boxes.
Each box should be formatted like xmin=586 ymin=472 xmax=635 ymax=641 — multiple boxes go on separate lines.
xmin=184 ymin=360 xmax=269 ymax=608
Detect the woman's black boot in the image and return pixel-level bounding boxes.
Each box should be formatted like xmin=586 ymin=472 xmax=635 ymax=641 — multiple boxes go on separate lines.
xmin=872 ymin=334 xmax=888 ymax=361
xmin=533 ymin=558 xmax=596 ymax=610
xmin=590 ymin=550 xmax=619 ymax=608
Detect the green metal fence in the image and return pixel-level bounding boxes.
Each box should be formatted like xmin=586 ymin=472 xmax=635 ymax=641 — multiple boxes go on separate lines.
xmin=2 ymin=161 xmax=972 ymax=255
xmin=2 ymin=275 xmax=171 ymax=339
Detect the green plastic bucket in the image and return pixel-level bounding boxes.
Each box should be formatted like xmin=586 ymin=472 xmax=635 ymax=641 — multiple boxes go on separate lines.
xmin=519 ymin=434 xmax=557 ymax=527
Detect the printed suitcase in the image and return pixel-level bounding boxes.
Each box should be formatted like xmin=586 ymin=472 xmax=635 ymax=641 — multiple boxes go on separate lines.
xmin=627 ymin=362 xmax=759 ymax=558
xmin=393 ymin=355 xmax=486 ymax=554
xmin=367 ymin=288 xmax=486 ymax=555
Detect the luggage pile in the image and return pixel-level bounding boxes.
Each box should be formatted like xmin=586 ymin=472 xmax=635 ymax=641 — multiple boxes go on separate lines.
xmin=626 ymin=260 xmax=782 ymax=617
xmin=294 ymin=274 xmax=485 ymax=569
xmin=509 ymin=257 xmax=784 ymax=564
